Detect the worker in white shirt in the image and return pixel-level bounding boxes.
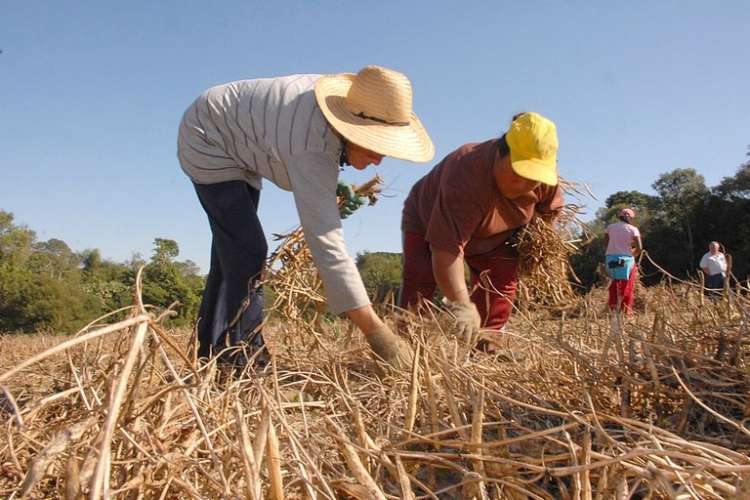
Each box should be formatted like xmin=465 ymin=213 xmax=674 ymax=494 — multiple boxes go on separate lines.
xmin=700 ymin=241 xmax=728 ymax=291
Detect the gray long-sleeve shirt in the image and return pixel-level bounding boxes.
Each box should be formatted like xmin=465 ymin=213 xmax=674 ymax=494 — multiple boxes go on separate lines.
xmin=177 ymin=74 xmax=370 ymax=314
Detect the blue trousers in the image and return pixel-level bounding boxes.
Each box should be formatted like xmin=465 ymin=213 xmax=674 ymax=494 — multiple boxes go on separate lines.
xmin=193 ymin=181 xmax=267 ymax=364
xmin=705 ymin=273 xmax=725 ymax=291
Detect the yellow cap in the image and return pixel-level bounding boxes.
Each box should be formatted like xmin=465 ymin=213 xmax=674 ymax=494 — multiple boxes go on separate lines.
xmin=505 ymin=112 xmax=559 ymax=186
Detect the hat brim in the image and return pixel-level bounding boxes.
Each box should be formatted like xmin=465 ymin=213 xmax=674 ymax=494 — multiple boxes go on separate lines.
xmin=511 ymin=158 xmax=559 ymax=186
xmin=315 ymin=73 xmax=435 ymax=163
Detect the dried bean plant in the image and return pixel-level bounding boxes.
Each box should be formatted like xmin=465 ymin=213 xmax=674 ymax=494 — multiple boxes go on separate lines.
xmin=264 ymin=175 xmax=383 ymax=325
xmin=514 ymin=179 xmax=593 ymax=310
xmin=3 ymin=178 xmax=750 ymax=499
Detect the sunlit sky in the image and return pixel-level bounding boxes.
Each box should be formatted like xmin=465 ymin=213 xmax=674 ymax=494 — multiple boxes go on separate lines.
xmin=2 ymin=1 xmax=748 ymax=272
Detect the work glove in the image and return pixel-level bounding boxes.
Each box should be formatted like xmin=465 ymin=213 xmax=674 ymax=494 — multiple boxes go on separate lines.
xmin=364 ymin=325 xmax=414 ymax=370
xmin=446 ymin=301 xmax=482 ymax=346
xmin=336 ymin=181 xmax=366 ymax=219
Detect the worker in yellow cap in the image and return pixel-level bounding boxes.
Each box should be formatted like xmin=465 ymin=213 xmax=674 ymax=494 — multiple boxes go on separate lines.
xmin=400 ymin=112 xmax=564 ymax=347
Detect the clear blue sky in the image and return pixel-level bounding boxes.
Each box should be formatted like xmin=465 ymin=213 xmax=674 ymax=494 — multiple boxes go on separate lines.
xmin=2 ymin=1 xmax=748 ymax=272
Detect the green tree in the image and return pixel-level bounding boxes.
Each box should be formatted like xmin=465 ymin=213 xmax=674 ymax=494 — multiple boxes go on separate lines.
xmin=571 ymin=158 xmax=750 ymax=288
xmin=0 ymin=211 xmax=208 ymax=333
xmin=0 ymin=211 xmax=98 ymax=332
xmin=716 ymin=147 xmax=750 ymax=200
xmin=0 ymin=210 xmax=35 ymax=267
xmin=650 ymin=168 xmax=709 ymax=272
xmin=600 ymin=190 xmax=659 ymax=228
xmin=79 ymin=248 xmax=133 ymax=312
xmin=81 ymin=248 xmax=103 ymax=275
xmin=356 ymin=252 xmax=402 ymax=302
xmin=141 ymin=238 xmax=204 ymax=326
xmin=152 ymin=238 xmax=179 ymax=263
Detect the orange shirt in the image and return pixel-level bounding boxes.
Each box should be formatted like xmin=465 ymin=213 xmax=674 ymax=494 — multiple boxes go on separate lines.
xmin=402 ymin=139 xmax=564 ymax=256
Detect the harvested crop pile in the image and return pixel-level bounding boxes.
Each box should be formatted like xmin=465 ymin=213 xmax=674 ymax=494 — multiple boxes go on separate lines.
xmin=513 ymin=179 xmax=591 ymax=310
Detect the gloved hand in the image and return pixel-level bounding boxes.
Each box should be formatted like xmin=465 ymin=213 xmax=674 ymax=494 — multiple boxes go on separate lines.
xmin=364 ymin=325 xmax=414 ymax=370
xmin=446 ymin=301 xmax=481 ymax=346
xmin=336 ymin=181 xmax=366 ymax=219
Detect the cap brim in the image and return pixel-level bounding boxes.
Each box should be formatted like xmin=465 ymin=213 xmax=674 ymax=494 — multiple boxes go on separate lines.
xmin=511 ymin=158 xmax=558 ymax=186
xmin=314 ymin=73 xmax=435 ymax=163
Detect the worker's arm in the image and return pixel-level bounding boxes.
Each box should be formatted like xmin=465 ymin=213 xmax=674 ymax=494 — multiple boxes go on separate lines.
xmin=431 ymin=247 xmax=480 ymax=344
xmin=604 ymin=233 xmax=609 ymax=251
xmin=286 ymin=152 xmax=370 ymax=315
xmin=286 ymin=152 xmax=411 ymax=368
xmin=422 ymin=166 xmax=485 ymax=344
xmin=423 ymin=165 xmax=484 ymax=302
xmin=431 ymin=248 xmax=471 ymax=304
xmin=345 ymin=304 xmax=383 ymax=333
xmin=701 ymin=266 xmax=710 ymax=276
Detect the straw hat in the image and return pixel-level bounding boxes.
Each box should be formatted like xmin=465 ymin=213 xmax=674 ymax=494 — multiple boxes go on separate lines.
xmin=314 ymin=65 xmax=435 ymax=163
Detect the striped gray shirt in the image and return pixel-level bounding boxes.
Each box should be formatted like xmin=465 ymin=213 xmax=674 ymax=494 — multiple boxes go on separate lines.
xmin=177 ymin=74 xmax=370 ymax=314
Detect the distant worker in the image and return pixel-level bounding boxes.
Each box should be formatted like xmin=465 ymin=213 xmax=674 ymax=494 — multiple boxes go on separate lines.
xmin=700 ymin=241 xmax=727 ymax=292
xmin=399 ymin=112 xmax=564 ymax=347
xmin=177 ymin=66 xmax=434 ymax=369
xmin=604 ymin=208 xmax=642 ymax=312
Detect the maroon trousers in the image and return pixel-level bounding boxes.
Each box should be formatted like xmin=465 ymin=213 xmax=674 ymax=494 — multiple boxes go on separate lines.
xmin=399 ymin=232 xmax=519 ymax=331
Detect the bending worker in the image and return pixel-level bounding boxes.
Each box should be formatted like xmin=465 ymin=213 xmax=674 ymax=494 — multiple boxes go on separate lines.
xmin=399 ymin=112 xmax=564 ymax=345
xmin=177 ymin=65 xmax=434 ymax=369
xmin=604 ymin=208 xmax=642 ymax=312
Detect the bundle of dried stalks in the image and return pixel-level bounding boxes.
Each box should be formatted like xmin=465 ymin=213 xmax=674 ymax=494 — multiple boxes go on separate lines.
xmin=2 ymin=269 xmax=750 ymax=498
xmin=515 ymin=179 xmax=592 ymax=310
xmin=264 ymin=175 xmax=383 ymax=324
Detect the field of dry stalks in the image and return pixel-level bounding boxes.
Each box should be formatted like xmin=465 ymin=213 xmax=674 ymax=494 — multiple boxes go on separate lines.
xmin=2 ymin=178 xmax=749 ymax=499
xmin=2 ymin=278 xmax=750 ymax=499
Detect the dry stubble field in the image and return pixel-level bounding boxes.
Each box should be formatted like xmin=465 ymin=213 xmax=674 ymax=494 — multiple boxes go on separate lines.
xmin=2 ymin=281 xmax=750 ymax=499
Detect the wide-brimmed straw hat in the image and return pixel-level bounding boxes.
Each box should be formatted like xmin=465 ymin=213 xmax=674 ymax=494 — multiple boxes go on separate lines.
xmin=315 ymin=65 xmax=435 ymax=163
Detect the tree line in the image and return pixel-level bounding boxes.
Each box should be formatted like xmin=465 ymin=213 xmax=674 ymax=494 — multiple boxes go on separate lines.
xmin=572 ymin=148 xmax=750 ymax=289
xmin=2 ymin=147 xmax=748 ymax=333
xmin=0 ymin=209 xmax=405 ymax=334
xmin=0 ymin=211 xmax=204 ymax=333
